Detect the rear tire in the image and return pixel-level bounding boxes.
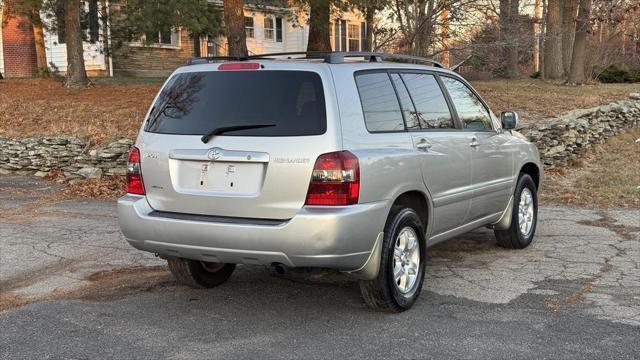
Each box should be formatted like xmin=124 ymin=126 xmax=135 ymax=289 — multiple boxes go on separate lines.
xmin=167 ymin=257 xmax=236 ymax=288
xmin=494 ymin=173 xmax=538 ymax=249
xmin=359 ymin=207 xmax=426 ymax=312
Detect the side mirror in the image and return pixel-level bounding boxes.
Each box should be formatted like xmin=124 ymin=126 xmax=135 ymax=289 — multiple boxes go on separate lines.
xmin=500 ymin=111 xmax=519 ymax=130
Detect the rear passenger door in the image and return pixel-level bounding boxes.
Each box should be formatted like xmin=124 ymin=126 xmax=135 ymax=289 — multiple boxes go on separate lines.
xmin=390 ymin=72 xmax=473 ymax=236
xmin=440 ymin=76 xmax=513 ymax=222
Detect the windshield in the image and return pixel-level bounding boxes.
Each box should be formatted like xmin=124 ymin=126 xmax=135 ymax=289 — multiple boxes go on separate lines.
xmin=145 ymin=70 xmax=327 ymax=136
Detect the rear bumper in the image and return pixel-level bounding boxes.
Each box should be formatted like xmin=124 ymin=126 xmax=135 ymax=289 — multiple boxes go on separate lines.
xmin=117 ymin=195 xmax=389 ymax=271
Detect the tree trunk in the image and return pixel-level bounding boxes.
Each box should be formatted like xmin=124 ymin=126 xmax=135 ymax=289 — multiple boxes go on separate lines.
xmin=364 ymin=6 xmax=374 ymax=51
xmin=32 ymin=9 xmax=49 ymax=77
xmin=413 ymin=0 xmax=434 ymax=57
xmin=539 ymin=0 xmax=546 ymax=78
xmin=306 ymin=0 xmax=331 ymax=52
xmin=561 ymin=0 xmax=578 ymax=75
xmin=223 ymin=0 xmax=248 ymax=57
xmin=507 ymin=0 xmax=520 ymax=78
xmin=567 ymin=0 xmax=592 ymax=85
xmin=543 ymin=0 xmax=563 ymax=80
xmin=64 ymin=0 xmax=89 ymax=87
xmin=533 ymin=0 xmax=542 ymax=73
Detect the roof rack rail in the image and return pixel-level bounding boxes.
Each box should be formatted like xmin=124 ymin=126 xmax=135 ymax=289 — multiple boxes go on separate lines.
xmin=186 ymin=51 xmax=445 ymax=68
xmin=323 ymin=52 xmax=444 ymax=68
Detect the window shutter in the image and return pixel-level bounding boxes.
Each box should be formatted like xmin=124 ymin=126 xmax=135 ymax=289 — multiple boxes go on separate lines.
xmin=361 ymin=22 xmax=366 ymax=51
xmin=276 ymin=17 xmax=283 ymax=42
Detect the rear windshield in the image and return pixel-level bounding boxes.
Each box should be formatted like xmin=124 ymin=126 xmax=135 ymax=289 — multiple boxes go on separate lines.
xmin=145 ymin=71 xmax=327 ymax=136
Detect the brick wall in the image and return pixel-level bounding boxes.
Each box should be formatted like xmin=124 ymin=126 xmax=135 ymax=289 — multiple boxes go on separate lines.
xmin=1 ymin=0 xmax=37 ymax=78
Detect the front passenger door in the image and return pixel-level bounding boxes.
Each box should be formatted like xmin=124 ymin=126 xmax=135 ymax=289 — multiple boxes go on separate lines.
xmin=440 ymin=76 xmax=513 ymax=222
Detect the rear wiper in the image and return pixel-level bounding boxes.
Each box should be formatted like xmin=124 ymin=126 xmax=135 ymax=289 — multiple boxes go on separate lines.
xmin=201 ymin=124 xmax=276 ymax=144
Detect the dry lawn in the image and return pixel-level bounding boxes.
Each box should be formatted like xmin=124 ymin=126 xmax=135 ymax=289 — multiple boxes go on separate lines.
xmin=541 ymin=126 xmax=640 ymax=208
xmin=473 ymin=79 xmax=640 ymax=122
xmin=1 ymin=78 xmax=638 ymax=142
xmin=0 ymin=78 xmax=161 ymax=143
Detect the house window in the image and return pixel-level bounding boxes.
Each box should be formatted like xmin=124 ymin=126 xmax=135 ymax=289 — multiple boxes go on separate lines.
xmin=245 ymin=17 xmax=254 ymax=38
xmin=275 ymin=17 xmax=283 ymax=42
xmin=264 ymin=17 xmax=274 ymax=40
xmin=144 ymin=29 xmax=178 ymax=46
xmin=348 ymin=24 xmax=360 ymax=51
xmin=340 ymin=20 xmax=347 ymax=51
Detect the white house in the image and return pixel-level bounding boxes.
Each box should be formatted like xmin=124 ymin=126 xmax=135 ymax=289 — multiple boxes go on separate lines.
xmin=0 ymin=0 xmax=365 ymax=77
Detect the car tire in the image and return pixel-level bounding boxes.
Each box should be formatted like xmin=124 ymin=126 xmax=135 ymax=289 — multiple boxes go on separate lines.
xmin=494 ymin=173 xmax=538 ymax=249
xmin=359 ymin=207 xmax=426 ymax=312
xmin=167 ymin=257 xmax=236 ymax=288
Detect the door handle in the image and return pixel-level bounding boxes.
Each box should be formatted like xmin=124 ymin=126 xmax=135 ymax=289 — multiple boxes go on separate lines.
xmin=416 ymin=138 xmax=432 ymax=151
xmin=470 ymin=137 xmax=480 ymax=148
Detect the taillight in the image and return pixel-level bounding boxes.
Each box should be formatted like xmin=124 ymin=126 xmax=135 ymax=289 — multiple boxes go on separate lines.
xmin=218 ymin=63 xmax=260 ymax=71
xmin=305 ymin=151 xmax=360 ymax=206
xmin=126 ymin=147 xmax=145 ymax=195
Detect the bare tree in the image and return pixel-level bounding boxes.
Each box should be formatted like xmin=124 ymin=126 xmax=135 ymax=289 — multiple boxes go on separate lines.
xmin=223 ymin=0 xmax=248 ymax=57
xmin=64 ymin=0 xmax=89 ymax=87
xmin=543 ymin=0 xmax=563 ymax=79
xmin=507 ymin=0 xmax=519 ymax=78
xmin=567 ymin=0 xmax=593 ymax=84
xmin=391 ymin=0 xmax=486 ymax=57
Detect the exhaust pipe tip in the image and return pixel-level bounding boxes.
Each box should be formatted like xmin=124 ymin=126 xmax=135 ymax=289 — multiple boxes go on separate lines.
xmin=271 ymin=263 xmax=287 ymax=276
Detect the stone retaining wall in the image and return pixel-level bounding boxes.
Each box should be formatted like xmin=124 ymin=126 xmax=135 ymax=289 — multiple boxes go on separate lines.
xmin=0 ymin=137 xmax=132 ymax=179
xmin=1 ymin=96 xmax=638 ymax=179
xmin=521 ymin=97 xmax=639 ymax=167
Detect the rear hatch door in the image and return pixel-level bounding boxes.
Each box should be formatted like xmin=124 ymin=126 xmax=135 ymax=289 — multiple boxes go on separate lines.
xmin=138 ymin=65 xmax=339 ymax=220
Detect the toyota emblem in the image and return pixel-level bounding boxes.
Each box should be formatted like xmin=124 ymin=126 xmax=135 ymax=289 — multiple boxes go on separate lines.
xmin=207 ymin=148 xmax=222 ymax=160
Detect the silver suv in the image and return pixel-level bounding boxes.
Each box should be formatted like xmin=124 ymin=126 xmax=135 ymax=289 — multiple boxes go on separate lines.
xmin=118 ymin=52 xmax=542 ymax=312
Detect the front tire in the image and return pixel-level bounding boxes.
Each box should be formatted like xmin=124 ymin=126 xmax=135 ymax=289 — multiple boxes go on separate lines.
xmin=167 ymin=257 xmax=236 ymax=288
xmin=494 ymin=173 xmax=538 ymax=249
xmin=359 ymin=207 xmax=427 ymax=312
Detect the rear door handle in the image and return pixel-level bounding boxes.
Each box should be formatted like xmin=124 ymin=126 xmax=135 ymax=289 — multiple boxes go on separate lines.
xmin=416 ymin=138 xmax=432 ymax=151
xmin=470 ymin=137 xmax=480 ymax=148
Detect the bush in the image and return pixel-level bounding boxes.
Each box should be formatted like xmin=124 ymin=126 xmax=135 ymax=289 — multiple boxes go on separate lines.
xmin=593 ymin=65 xmax=640 ymax=83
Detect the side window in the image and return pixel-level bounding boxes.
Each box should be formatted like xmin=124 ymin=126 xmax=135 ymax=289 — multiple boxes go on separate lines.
xmin=400 ymin=73 xmax=455 ymax=129
xmin=441 ymin=77 xmax=493 ymax=131
xmin=355 ymin=73 xmax=405 ymax=132
xmin=389 ymin=73 xmax=419 ymax=130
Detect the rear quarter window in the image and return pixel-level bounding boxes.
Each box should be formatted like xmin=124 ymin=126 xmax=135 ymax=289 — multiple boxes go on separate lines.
xmin=355 ymin=72 xmax=405 ymax=132
xmin=145 ymin=70 xmax=327 ymax=136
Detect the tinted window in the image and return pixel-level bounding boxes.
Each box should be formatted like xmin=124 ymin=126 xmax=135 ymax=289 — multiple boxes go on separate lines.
xmin=401 ymin=73 xmax=455 ymax=129
xmin=389 ymin=73 xmax=419 ymax=130
xmin=441 ymin=77 xmax=493 ymax=131
xmin=355 ymin=73 xmax=405 ymax=132
xmin=145 ymin=71 xmax=326 ymax=136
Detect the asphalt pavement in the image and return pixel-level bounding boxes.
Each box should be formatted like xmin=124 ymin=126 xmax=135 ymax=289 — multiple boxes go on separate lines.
xmin=1 ymin=175 xmax=639 ymax=359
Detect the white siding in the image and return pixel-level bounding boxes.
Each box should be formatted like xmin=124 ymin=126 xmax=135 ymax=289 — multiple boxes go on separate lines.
xmin=44 ymin=31 xmax=106 ymax=73
xmin=42 ymin=3 xmax=106 ymax=73
xmin=244 ymin=11 xmax=288 ymax=54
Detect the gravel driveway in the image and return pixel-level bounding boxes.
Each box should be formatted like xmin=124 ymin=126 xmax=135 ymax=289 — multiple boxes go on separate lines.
xmin=1 ymin=176 xmax=638 ymax=359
